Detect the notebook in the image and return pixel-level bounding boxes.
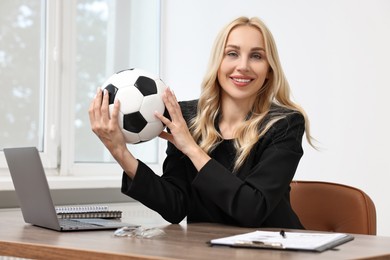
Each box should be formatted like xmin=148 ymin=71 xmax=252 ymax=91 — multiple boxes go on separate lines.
xmin=4 ymin=146 xmax=139 ymax=231
xmin=55 ymin=204 xmax=122 ymax=219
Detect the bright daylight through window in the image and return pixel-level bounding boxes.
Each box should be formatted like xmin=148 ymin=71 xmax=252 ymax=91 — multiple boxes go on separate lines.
xmin=0 ymin=0 xmax=161 ymax=178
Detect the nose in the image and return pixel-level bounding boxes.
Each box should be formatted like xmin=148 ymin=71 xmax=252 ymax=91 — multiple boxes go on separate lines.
xmin=237 ymin=57 xmax=249 ymax=72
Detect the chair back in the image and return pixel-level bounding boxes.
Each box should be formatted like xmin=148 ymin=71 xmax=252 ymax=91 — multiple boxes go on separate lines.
xmin=290 ymin=181 xmax=376 ymax=235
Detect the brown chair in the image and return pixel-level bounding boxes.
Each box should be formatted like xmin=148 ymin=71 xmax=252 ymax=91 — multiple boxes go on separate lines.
xmin=290 ymin=180 xmax=377 ymax=235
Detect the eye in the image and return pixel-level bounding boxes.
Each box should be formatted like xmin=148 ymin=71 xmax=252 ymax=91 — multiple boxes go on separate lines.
xmin=251 ymin=52 xmax=263 ymax=60
xmin=226 ymin=51 xmax=238 ymax=58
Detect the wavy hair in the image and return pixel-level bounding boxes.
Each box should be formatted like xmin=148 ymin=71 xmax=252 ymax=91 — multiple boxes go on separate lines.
xmin=189 ymin=16 xmax=314 ymax=172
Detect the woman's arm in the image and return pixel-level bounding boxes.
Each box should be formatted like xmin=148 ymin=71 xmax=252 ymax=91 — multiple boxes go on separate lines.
xmin=121 ymin=98 xmax=201 ymax=224
xmin=88 ymin=88 xmax=139 ymax=177
xmin=121 ymin=141 xmax=193 ymax=224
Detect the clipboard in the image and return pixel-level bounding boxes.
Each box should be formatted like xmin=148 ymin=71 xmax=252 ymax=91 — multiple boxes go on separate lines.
xmin=209 ymin=230 xmax=354 ymax=252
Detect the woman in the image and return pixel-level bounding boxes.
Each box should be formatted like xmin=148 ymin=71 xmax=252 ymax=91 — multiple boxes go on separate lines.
xmin=89 ymin=16 xmax=314 ymax=228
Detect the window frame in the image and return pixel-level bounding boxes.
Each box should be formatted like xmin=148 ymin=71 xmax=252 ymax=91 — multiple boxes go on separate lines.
xmin=0 ymin=0 xmax=164 ymax=190
xmin=0 ymin=0 xmax=59 ymax=170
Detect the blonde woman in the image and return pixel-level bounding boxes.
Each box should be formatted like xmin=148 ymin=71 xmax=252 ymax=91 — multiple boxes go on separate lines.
xmin=89 ymin=16 xmax=314 ymax=228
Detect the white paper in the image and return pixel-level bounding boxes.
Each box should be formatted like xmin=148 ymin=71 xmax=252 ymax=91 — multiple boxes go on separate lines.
xmin=210 ymin=230 xmax=351 ymax=251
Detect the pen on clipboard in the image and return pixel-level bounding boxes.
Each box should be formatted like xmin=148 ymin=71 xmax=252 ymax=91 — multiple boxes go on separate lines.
xmin=233 ymin=240 xmax=284 ymax=248
xmin=232 ymin=232 xmax=285 ymax=248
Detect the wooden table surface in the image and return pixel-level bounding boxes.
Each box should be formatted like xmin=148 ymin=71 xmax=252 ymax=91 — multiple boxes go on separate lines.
xmin=1 ymin=203 xmax=390 ymax=260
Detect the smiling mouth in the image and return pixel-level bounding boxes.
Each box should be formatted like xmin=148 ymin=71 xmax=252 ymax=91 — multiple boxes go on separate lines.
xmin=232 ymin=77 xmax=252 ymax=83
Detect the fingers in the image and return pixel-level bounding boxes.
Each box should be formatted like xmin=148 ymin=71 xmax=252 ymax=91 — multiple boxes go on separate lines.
xmin=166 ymin=88 xmax=179 ymax=109
xmin=165 ymin=87 xmax=178 ymax=104
xmin=89 ymin=88 xmax=103 ymax=131
xmin=155 ymin=111 xmax=172 ymax=128
xmin=162 ymin=88 xmax=182 ymax=120
xmin=156 ymin=88 xmax=180 ymax=129
xmin=101 ymin=89 xmax=110 ymax=125
xmin=111 ymin=99 xmax=120 ymax=126
xmin=89 ymin=87 xmax=119 ymax=133
xmin=88 ymin=94 xmax=95 ymax=124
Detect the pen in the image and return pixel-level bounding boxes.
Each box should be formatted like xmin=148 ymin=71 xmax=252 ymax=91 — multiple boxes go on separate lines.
xmin=233 ymin=240 xmax=283 ymax=248
xmin=280 ymin=230 xmax=286 ymax=238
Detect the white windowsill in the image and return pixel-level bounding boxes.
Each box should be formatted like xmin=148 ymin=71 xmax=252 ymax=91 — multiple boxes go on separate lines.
xmin=0 ymin=161 xmax=162 ymax=191
xmin=0 ymin=175 xmax=122 ymax=191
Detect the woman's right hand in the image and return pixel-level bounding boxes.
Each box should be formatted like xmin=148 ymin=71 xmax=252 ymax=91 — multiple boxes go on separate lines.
xmin=88 ymin=88 xmax=138 ymax=177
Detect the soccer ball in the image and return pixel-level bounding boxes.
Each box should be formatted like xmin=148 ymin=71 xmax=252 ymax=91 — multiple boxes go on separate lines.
xmin=101 ymin=68 xmax=168 ymax=144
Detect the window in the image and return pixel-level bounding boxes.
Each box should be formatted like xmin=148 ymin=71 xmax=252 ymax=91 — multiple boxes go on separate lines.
xmin=0 ymin=0 xmax=45 ymax=150
xmin=0 ymin=0 xmax=161 ymax=184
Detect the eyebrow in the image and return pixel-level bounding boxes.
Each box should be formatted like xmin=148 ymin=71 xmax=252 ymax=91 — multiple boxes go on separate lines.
xmin=225 ymin=44 xmax=265 ymax=52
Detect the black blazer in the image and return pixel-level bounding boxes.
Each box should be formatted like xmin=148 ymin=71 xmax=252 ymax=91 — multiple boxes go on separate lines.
xmin=122 ymin=100 xmax=305 ymax=229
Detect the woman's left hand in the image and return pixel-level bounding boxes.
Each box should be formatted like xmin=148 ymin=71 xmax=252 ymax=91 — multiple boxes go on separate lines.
xmin=155 ymin=88 xmax=211 ymax=171
xmin=155 ymin=88 xmax=196 ymax=155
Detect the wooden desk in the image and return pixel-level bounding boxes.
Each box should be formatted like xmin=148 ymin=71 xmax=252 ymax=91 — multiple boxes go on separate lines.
xmin=1 ymin=204 xmax=390 ymax=260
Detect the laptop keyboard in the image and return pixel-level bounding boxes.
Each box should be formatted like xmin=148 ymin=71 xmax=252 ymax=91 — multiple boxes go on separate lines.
xmin=75 ymin=218 xmax=125 ymax=227
xmin=59 ymin=218 xmax=124 ymax=229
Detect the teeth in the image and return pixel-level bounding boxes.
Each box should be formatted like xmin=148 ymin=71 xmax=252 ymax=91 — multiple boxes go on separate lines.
xmin=233 ymin=78 xmax=251 ymax=83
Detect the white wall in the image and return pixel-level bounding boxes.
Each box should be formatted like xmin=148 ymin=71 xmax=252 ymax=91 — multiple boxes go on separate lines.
xmin=160 ymin=0 xmax=390 ymax=236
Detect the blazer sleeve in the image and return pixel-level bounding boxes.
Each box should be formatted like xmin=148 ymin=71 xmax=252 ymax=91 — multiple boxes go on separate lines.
xmin=191 ymin=112 xmax=305 ymax=227
xmin=121 ymin=155 xmax=190 ymax=224
xmin=121 ymin=100 xmax=198 ymax=224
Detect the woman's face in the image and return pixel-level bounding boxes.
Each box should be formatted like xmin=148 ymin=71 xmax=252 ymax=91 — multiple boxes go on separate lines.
xmin=218 ymin=25 xmax=270 ymax=106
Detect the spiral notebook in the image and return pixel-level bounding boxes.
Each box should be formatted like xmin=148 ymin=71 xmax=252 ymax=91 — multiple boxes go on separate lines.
xmin=55 ymin=205 xmax=122 ymax=219
xmin=4 ymin=147 xmax=139 ymax=231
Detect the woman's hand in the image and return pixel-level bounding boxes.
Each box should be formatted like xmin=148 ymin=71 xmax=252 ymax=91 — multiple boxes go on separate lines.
xmin=156 ymin=88 xmax=194 ymax=154
xmin=89 ymin=88 xmax=126 ymax=155
xmin=155 ymin=88 xmax=211 ymax=171
xmin=88 ymin=88 xmax=138 ymax=177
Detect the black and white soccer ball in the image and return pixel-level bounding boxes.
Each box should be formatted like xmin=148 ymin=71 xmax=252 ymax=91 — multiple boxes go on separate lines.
xmin=101 ymin=68 xmax=168 ymax=144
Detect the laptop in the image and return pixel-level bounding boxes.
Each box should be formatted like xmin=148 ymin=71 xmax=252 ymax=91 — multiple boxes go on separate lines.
xmin=4 ymin=146 xmax=138 ymax=231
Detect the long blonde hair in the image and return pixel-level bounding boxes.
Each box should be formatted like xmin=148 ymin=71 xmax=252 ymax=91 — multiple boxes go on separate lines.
xmin=189 ymin=16 xmax=314 ymax=172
